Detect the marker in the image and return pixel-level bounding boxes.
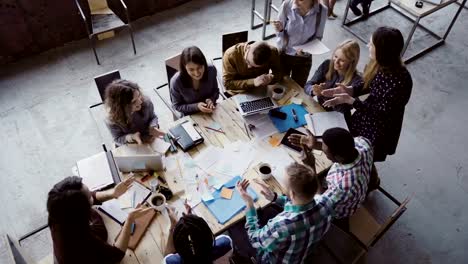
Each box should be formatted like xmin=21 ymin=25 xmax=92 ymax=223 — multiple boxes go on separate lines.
xmin=292 ymin=109 xmax=298 ymax=122
xmin=204 ymin=126 xmax=225 ymax=134
xmin=131 ymin=222 xmax=136 ymax=235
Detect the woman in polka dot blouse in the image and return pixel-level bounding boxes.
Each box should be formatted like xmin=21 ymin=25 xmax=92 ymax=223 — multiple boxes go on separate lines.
xmin=321 ymin=27 xmax=413 ymax=161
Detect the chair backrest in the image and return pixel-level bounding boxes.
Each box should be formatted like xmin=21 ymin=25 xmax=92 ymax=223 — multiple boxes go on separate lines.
xmin=94 ymin=70 xmax=121 ymax=102
xmin=222 ymin=31 xmax=248 ymax=54
xmin=165 ymin=54 xmax=181 ymax=88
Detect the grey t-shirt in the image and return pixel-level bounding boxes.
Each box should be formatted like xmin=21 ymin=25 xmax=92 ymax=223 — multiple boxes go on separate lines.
xmin=105 ymin=98 xmax=159 ymax=145
xmin=169 ymin=65 xmax=219 ymax=115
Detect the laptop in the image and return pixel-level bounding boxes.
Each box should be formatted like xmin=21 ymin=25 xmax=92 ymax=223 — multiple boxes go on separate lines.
xmin=234 ymin=89 xmax=276 ymax=116
xmin=112 ymin=144 xmax=164 ymax=172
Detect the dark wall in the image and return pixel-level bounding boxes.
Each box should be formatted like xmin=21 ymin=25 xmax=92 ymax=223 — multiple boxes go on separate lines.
xmin=0 ymin=0 xmax=190 ymax=64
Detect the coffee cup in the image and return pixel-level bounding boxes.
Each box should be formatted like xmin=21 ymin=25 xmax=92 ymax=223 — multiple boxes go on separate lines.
xmin=149 ymin=193 xmax=166 ymax=211
xmin=257 ymin=162 xmax=275 ymax=180
xmin=272 ymin=85 xmax=286 ymax=100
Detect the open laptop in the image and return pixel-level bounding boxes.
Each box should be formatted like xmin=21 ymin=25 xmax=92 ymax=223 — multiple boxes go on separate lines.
xmin=233 ymin=88 xmax=276 ymax=116
xmin=112 ymin=144 xmax=164 ymax=172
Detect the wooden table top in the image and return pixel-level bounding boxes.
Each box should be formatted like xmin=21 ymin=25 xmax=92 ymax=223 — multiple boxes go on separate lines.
xmin=100 ymin=77 xmax=332 ymax=264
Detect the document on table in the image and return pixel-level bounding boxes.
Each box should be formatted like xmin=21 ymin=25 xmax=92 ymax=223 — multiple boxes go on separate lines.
xmin=244 ymin=113 xmax=278 ymax=139
xmin=77 ymin=152 xmax=114 ymax=192
xmin=150 ymin=138 xmax=171 ymax=154
xmin=293 ymin=39 xmax=330 ymax=55
xmin=305 ymin=111 xmax=348 ymax=137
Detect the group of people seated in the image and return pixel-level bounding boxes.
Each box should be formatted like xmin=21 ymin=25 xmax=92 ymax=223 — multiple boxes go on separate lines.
xmin=46 ymin=0 xmax=413 ymax=263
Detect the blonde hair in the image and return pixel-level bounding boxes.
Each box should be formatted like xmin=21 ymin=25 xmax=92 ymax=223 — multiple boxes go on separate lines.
xmin=363 ymin=59 xmax=379 ymax=90
xmin=326 ymin=39 xmax=360 ymax=86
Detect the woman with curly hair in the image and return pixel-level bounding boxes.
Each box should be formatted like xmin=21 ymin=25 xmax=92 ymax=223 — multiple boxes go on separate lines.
xmin=104 ymin=79 xmax=165 ymax=146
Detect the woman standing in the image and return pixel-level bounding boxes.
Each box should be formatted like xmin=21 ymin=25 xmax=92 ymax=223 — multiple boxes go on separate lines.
xmin=323 ymin=27 xmax=413 ymax=161
xmin=305 ymin=39 xmax=363 ymax=117
xmin=272 ymin=0 xmax=327 ymax=87
xmin=105 ymin=80 xmax=165 ymax=146
xmin=170 ymin=46 xmax=219 ymax=115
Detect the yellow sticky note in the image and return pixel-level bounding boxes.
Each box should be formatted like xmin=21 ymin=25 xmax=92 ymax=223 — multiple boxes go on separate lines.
xmin=268 ymin=136 xmax=281 ymax=147
xmin=220 ymin=187 xmax=234 ymax=200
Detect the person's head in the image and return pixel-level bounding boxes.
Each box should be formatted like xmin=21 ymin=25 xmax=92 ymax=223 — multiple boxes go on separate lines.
xmin=284 ymin=162 xmax=319 ymax=203
xmin=326 ymin=39 xmax=360 ymax=85
xmin=294 ymin=0 xmax=316 ymax=10
xmin=179 ymin=46 xmax=209 ymax=87
xmin=364 ymin=27 xmax=404 ymax=88
xmin=321 ymin=128 xmax=357 ymax=163
xmin=105 ymin=79 xmax=145 ymax=126
xmin=173 ymin=214 xmax=215 ymax=264
xmin=47 ymin=176 xmax=92 ymax=230
xmin=245 ymin=41 xmax=272 ymax=68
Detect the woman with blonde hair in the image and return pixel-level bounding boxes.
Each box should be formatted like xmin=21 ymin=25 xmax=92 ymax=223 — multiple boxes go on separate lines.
xmin=304 ymin=39 xmax=363 ymax=116
xmin=322 ymin=27 xmax=413 ymax=161
xmin=105 ymin=79 xmax=165 ymax=146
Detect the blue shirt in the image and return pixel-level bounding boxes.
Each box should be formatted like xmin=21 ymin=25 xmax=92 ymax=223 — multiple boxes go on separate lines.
xmin=163 ymin=235 xmax=232 ymax=264
xmin=276 ymin=0 xmax=328 ymax=55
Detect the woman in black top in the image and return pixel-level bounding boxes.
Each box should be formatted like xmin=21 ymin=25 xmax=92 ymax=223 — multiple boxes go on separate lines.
xmin=323 ymin=27 xmax=413 ymax=161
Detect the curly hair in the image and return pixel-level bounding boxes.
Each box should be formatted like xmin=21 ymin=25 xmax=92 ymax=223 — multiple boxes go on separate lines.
xmin=104 ymin=79 xmax=145 ymax=127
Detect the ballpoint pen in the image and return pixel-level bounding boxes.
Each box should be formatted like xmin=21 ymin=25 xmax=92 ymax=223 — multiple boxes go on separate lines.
xmin=292 ymin=109 xmax=298 ymax=122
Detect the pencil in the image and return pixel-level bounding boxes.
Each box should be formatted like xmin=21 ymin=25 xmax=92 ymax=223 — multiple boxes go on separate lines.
xmin=204 ymin=126 xmax=225 ymax=134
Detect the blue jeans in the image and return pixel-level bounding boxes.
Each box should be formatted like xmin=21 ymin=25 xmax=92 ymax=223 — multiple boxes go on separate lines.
xmin=164 ymin=235 xmax=232 ymax=264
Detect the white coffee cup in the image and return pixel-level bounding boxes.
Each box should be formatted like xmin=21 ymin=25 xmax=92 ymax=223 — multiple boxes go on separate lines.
xmin=257 ymin=162 xmax=275 ymax=180
xmin=272 ymin=85 xmax=286 ymax=100
xmin=148 ymin=193 xmax=166 ymax=211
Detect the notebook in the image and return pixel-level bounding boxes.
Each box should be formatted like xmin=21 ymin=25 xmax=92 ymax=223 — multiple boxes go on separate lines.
xmin=99 ymin=181 xmax=152 ymax=225
xmin=269 ymin=104 xmax=308 ymax=133
xmin=305 ymin=111 xmax=348 ymax=137
xmin=203 ymin=176 xmax=258 ymax=224
xmin=169 ymin=121 xmax=204 ymax=151
xmin=77 ymin=146 xmax=120 ymax=191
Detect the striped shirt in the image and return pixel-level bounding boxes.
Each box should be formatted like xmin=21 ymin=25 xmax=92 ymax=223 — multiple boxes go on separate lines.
xmin=245 ymin=195 xmax=334 ymax=264
xmin=324 ymin=137 xmax=373 ymax=219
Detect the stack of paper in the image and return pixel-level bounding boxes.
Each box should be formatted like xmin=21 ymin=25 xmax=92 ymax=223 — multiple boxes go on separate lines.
xmin=77 ymin=152 xmax=114 ymax=191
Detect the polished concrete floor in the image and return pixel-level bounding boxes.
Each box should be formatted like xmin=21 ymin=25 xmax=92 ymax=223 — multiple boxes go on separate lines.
xmin=1 ymin=0 xmax=467 ymax=262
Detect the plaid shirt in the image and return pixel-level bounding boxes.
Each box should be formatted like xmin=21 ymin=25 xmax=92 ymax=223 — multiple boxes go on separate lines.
xmin=324 ymin=136 xmax=373 ymax=219
xmin=245 ymin=195 xmax=334 ymax=264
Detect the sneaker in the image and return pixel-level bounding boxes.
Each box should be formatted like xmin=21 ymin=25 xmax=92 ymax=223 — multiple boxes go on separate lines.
xmin=328 ymin=15 xmax=336 ymax=20
xmin=331 ymin=12 xmax=338 ymax=18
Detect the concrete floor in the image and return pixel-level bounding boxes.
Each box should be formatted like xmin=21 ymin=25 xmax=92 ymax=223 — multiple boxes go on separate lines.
xmin=0 ymin=0 xmax=467 ymax=262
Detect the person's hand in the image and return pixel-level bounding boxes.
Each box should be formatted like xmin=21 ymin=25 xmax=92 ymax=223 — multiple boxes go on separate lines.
xmin=198 ymin=102 xmax=213 ymax=113
xmin=112 ymin=176 xmax=135 ymax=198
xmin=263 ymin=73 xmax=274 ymax=85
xmin=149 ymin=126 xmax=166 ymax=138
xmin=323 ymin=93 xmax=355 ymax=108
xmin=236 ymin=179 xmax=254 ymax=206
xmin=205 ymin=99 xmax=216 ymax=110
xmin=127 ymin=132 xmax=142 ymax=144
xmin=271 ymin=20 xmax=283 ymax=32
xmin=300 ymin=143 xmax=316 ymax=171
xmin=254 ymin=74 xmax=268 ymax=87
xmin=312 ymin=83 xmax=326 ymax=96
xmin=321 ymin=83 xmax=353 ymax=97
xmin=288 ymin=128 xmax=315 ymax=149
xmin=127 ymin=207 xmax=152 ymax=222
xmin=167 ymin=206 xmax=178 ymax=228
xmin=253 ymin=179 xmax=275 ymax=201
xmin=183 ymin=199 xmax=192 ymax=215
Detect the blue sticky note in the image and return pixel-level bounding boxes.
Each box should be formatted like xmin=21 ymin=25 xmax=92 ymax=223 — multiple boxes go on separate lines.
xmin=269 ymin=104 xmax=308 ymax=133
xmin=203 ymin=176 xmax=258 ymax=224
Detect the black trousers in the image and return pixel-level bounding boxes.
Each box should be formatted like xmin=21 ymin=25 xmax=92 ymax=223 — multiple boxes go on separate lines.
xmin=280 ymin=53 xmax=312 ymax=87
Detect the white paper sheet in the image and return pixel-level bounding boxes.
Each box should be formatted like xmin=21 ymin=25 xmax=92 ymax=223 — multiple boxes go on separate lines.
xmin=305 ymin=111 xmax=348 ymax=137
xmin=244 ymin=113 xmax=278 ymax=139
xmin=77 ymin=152 xmax=114 ymax=191
xmin=293 ymin=39 xmax=330 ymax=55
xmin=151 ymin=138 xmax=171 ymax=154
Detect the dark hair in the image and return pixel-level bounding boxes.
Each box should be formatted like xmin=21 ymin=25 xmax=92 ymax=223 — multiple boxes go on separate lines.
xmin=47 ymin=176 xmax=91 ymax=237
xmin=252 ymin=42 xmax=272 ymax=66
xmin=372 ymin=27 xmax=404 ymax=70
xmin=173 ymin=214 xmax=214 ymax=264
xmin=286 ymin=162 xmax=318 ymax=199
xmin=179 ymin=46 xmax=209 ymax=88
xmin=322 ymin=128 xmax=356 ymax=159
xmin=104 ymin=79 xmax=145 ymax=127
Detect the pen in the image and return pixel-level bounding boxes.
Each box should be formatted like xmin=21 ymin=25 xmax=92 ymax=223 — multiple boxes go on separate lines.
xmin=292 ymin=109 xmax=298 ymax=122
xmin=132 ymin=190 xmax=136 ymax=208
xmin=204 ymin=126 xmax=225 ymax=134
xmin=131 ymin=222 xmax=136 ymax=235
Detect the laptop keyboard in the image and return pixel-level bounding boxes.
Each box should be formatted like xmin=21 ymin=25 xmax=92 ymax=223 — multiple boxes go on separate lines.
xmin=240 ymin=97 xmax=274 ymax=114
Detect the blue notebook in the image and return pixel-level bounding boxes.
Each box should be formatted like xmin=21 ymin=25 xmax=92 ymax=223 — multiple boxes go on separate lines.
xmin=203 ymin=176 xmax=258 ymax=224
xmin=269 ymin=104 xmax=308 ymax=133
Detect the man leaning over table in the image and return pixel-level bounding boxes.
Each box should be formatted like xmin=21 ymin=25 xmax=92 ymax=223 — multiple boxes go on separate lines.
xmin=288 ymin=127 xmax=374 ymax=231
xmin=235 ymin=162 xmax=334 ymax=264
xmin=222 ymin=41 xmax=283 ymax=96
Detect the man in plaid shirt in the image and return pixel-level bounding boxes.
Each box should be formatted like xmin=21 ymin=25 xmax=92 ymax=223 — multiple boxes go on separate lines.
xmin=289 ymin=127 xmax=374 ymax=228
xmin=236 ymin=162 xmax=334 ymax=264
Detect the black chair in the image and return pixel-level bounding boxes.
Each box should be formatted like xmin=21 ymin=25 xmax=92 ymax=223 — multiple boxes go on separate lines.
xmin=154 ymin=54 xmax=182 ymax=120
xmin=212 ymin=30 xmax=248 ymax=98
xmin=74 ymin=0 xmax=136 ymax=65
xmin=90 ymin=70 xmax=121 ymax=108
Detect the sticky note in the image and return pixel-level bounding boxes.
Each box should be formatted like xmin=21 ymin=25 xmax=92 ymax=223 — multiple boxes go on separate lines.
xmin=201 ymin=191 xmax=214 ymax=202
xmin=220 ymin=187 xmax=234 ymax=200
xmin=268 ymin=136 xmax=281 ymax=147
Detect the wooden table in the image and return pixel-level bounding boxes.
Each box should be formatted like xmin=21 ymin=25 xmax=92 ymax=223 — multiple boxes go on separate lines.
xmin=100 ymin=77 xmax=332 ymax=264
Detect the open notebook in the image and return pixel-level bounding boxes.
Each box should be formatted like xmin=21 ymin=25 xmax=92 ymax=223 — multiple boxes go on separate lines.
xmin=305 ymin=111 xmax=348 ymax=137
xmin=77 ymin=146 xmax=120 ymax=192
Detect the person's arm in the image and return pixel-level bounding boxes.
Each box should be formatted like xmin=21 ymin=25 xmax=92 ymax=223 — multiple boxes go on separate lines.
xmin=145 ymin=99 xmax=159 ymax=128
xmin=222 ymin=48 xmax=256 ymax=91
xmin=95 ymin=177 xmax=135 ymax=203
xmin=305 ymin=60 xmax=330 ymax=95
xmin=274 ymin=195 xmax=289 ymax=207
xmin=269 ymin=48 xmax=284 ymax=84
xmin=114 ymin=208 xmax=152 ymax=252
xmin=275 ymin=1 xmax=288 ymax=51
xmin=105 ymin=120 xmax=128 ymax=145
xmin=350 ymin=73 xmax=364 ymax=97
xmin=164 ymin=206 xmax=178 ymax=255
xmin=169 ymin=76 xmax=200 ymax=114
xmin=244 ymin=207 xmax=286 ymax=252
